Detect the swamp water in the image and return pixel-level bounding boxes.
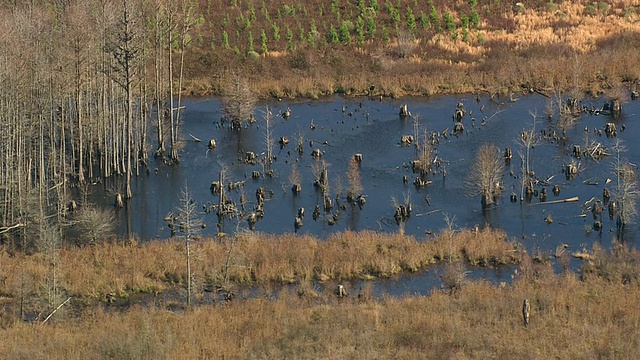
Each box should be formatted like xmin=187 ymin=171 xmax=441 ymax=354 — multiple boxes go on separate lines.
xmin=93 ymin=93 xmax=640 ymax=296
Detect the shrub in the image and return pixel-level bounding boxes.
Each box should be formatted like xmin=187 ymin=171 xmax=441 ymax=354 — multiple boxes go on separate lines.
xmin=339 ymin=21 xmax=352 ymax=44
xmin=419 ymin=10 xmax=429 ymax=29
xmin=406 ymin=7 xmax=416 ymax=30
xmin=443 ymin=11 xmax=456 ymax=33
xmin=430 ymin=5 xmax=441 ymax=32
xmin=222 ymin=31 xmax=230 ymax=50
xmin=328 ymin=24 xmax=339 ymax=43
xmin=260 ymin=29 xmax=268 ymax=53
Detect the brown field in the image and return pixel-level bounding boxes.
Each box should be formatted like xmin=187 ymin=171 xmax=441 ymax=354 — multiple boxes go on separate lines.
xmin=0 ymin=228 xmax=518 ymax=307
xmin=2 ymin=229 xmax=640 ymax=358
xmin=183 ymin=0 xmax=640 ymax=99
xmin=1 ymin=243 xmax=639 ymax=359
xmin=2 ymin=1 xmax=640 ymax=357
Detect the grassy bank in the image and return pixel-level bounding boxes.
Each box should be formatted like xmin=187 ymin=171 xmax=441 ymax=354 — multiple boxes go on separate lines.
xmin=0 ymin=228 xmax=518 ymax=308
xmin=1 ymin=260 xmax=639 ymax=359
xmin=2 ymin=231 xmax=640 ymax=358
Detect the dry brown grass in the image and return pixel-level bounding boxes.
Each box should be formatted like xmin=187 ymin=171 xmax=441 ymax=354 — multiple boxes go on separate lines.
xmin=1 ymin=254 xmax=639 ymax=359
xmin=179 ymin=1 xmax=640 ymax=99
xmin=0 ymin=228 xmax=519 ymax=307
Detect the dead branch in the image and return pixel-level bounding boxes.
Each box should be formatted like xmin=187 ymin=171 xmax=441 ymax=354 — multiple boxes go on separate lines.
xmin=42 ymin=297 xmax=72 ymax=324
xmin=0 ymin=223 xmax=25 ymax=234
xmin=415 ymin=209 xmax=442 ymax=217
xmin=529 ymin=197 xmax=579 ymax=206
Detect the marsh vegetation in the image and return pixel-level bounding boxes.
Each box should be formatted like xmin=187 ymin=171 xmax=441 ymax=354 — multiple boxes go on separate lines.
xmin=2 ymin=1 xmax=640 ymax=357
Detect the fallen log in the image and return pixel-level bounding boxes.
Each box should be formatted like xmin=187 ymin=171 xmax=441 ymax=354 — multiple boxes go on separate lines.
xmin=42 ymin=296 xmax=72 ymax=324
xmin=189 ymin=133 xmax=202 ymax=142
xmin=415 ymin=209 xmax=442 ymax=217
xmin=529 ymin=196 xmax=579 ymax=206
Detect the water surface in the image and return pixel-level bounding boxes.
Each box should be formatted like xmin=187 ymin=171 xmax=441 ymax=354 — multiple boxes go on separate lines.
xmin=96 ymin=93 xmax=639 ymax=263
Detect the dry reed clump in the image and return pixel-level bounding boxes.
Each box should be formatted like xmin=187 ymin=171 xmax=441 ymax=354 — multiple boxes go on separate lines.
xmin=2 ymin=260 xmax=640 ymax=359
xmin=580 ymin=240 xmax=640 ymax=284
xmin=427 ymin=227 xmax=520 ymax=266
xmin=0 ymin=228 xmax=519 ymax=305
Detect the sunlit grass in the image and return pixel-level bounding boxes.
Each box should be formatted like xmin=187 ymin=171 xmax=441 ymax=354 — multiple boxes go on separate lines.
xmin=0 ymin=228 xmax=519 ymax=306
xmin=2 ymin=254 xmax=640 ymax=358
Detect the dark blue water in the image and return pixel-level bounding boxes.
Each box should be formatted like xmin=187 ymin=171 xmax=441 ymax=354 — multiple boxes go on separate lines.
xmin=88 ymin=93 xmax=639 ymax=293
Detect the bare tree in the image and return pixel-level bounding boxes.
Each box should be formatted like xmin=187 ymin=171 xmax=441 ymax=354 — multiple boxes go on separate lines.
xmin=395 ymin=29 xmax=416 ymax=58
xmin=152 ymin=0 xmax=168 ymax=156
xmin=70 ymin=205 xmax=116 ymax=246
xmin=262 ymin=106 xmax=274 ymax=175
xmin=517 ymin=112 xmax=541 ymax=200
xmin=611 ymin=140 xmax=639 ymax=231
xmin=36 ymin=221 xmax=63 ymax=319
xmin=222 ymin=75 xmax=256 ymax=130
xmin=413 ymin=128 xmax=433 ymax=177
xmin=167 ymin=0 xmax=199 ymax=162
xmin=107 ymin=0 xmax=141 ymax=199
xmin=519 ymin=111 xmax=541 ymax=178
xmin=289 ymin=163 xmax=301 ymax=194
xmin=176 ymin=184 xmax=202 ymax=308
xmin=466 ymin=143 xmax=505 ymax=209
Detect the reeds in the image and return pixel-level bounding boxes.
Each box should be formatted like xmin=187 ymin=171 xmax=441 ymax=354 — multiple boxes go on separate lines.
xmin=0 ymin=228 xmax=519 ymax=305
xmin=2 ymin=254 xmax=640 ymax=358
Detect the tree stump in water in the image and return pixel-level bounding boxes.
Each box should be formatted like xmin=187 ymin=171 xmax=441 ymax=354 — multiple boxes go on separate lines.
xmin=114 ymin=194 xmax=124 ymax=209
xmin=594 ymin=220 xmax=603 ymax=231
xmin=603 ymin=188 xmax=611 ymax=203
xmin=605 ymin=122 xmax=617 ymax=137
xmin=210 ymin=181 xmax=221 ymax=195
xmin=245 ymin=151 xmax=256 ymax=164
xmin=282 ymin=107 xmax=291 ymax=119
xmin=399 ymin=104 xmax=410 ymax=117
xmin=256 ymin=187 xmax=265 ymax=205
xmin=592 ymin=200 xmax=604 ymax=220
xmin=610 ymin=99 xmax=622 ymax=118
xmin=323 ymin=196 xmax=333 ymax=212
xmin=294 ymin=216 xmax=303 ymax=233
xmin=208 ymin=139 xmax=216 ymax=149
xmin=357 ymin=195 xmax=366 ymax=207
xmin=400 ymin=135 xmax=414 ymax=146
xmin=453 ymin=122 xmax=464 ymax=135
xmin=278 ymin=136 xmax=289 ymax=147
xmin=504 ymin=147 xmax=512 ymax=163
xmin=572 ymin=145 xmax=581 ymax=158
xmin=608 ymin=201 xmax=618 ymax=220
xmin=565 ymin=163 xmax=578 ymax=179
